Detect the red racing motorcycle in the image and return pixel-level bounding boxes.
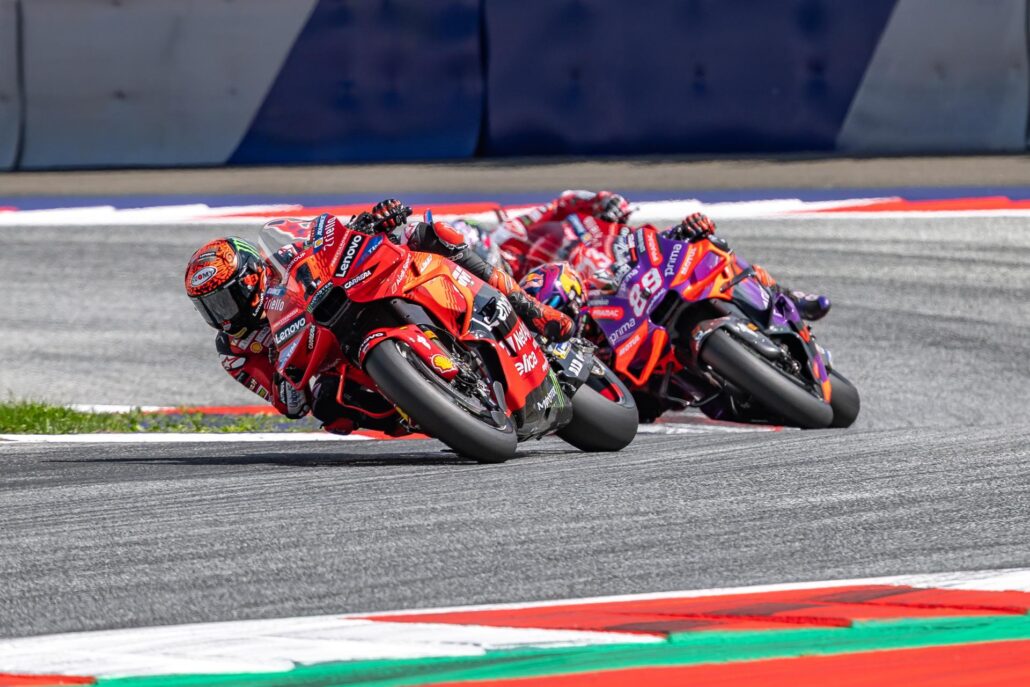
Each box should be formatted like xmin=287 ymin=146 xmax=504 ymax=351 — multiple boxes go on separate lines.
xmin=257 ymin=215 xmax=637 ymax=463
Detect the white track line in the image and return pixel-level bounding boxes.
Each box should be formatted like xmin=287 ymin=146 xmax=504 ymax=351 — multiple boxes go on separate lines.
xmin=357 ymin=567 xmax=1030 ymax=618
xmin=0 ymin=433 xmax=370 ymax=444
xmin=7 ymin=198 xmax=1030 ymax=228
xmin=0 ymin=568 xmax=1027 ymax=678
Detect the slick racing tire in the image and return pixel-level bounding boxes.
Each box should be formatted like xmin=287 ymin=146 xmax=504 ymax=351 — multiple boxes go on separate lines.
xmin=699 ymin=329 xmax=833 ymax=430
xmin=365 ymin=341 xmax=517 ymax=463
xmin=558 ymin=362 xmax=638 ymax=452
xmin=828 ymin=369 xmax=861 ymax=428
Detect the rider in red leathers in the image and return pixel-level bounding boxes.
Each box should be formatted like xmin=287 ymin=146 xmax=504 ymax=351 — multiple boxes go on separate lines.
xmin=494 ymin=190 xmax=831 ymax=322
xmin=184 ymin=200 xmax=573 ymax=435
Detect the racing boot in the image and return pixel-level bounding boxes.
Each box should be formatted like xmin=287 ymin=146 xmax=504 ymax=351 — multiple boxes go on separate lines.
xmin=488 ymin=269 xmax=574 ymax=342
xmin=788 ymin=290 xmax=831 ymax=322
xmin=753 ymin=265 xmax=831 ymax=322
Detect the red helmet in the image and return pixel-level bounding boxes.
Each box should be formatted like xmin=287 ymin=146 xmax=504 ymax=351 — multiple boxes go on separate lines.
xmin=185 ymin=237 xmax=266 ymax=335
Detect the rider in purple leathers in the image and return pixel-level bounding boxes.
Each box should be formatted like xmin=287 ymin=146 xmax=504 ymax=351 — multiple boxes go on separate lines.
xmin=490 ymin=190 xmax=831 ymax=322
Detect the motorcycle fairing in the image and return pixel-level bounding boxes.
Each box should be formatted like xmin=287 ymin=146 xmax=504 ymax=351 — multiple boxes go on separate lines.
xmin=265 ymin=221 xmax=568 ymax=433
xmin=587 ymin=229 xmax=832 ymax=399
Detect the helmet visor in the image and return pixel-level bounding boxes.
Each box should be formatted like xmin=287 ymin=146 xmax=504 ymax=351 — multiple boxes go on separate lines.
xmin=192 ymin=280 xmax=246 ymax=330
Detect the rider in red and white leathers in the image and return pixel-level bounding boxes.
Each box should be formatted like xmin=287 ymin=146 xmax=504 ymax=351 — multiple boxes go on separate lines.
xmin=489 ymin=190 xmax=831 ymax=322
xmin=185 ymin=200 xmax=574 ymax=435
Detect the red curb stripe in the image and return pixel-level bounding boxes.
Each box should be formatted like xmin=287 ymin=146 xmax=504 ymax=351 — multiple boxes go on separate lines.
xmin=805 ymin=196 xmax=1030 ymax=213
xmin=367 ymin=585 xmax=1030 ymax=635
xmin=0 ymin=675 xmax=95 ymax=687
xmin=427 ymin=639 xmax=1030 ymax=687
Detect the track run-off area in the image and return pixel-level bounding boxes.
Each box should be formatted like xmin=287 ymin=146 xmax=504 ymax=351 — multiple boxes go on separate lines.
xmin=1 ymin=171 xmax=1029 ymax=682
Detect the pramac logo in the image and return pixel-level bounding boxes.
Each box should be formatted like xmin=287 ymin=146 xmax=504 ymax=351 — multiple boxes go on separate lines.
xmin=190 ymin=266 xmax=217 ymax=287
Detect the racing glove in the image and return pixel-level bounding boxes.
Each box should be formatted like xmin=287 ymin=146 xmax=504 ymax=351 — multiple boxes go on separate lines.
xmin=665 ymin=212 xmax=716 ymax=242
xmin=370 ymin=198 xmax=413 ymax=231
xmin=273 ymin=373 xmax=311 ymax=419
xmin=593 ymin=191 xmax=632 ymax=224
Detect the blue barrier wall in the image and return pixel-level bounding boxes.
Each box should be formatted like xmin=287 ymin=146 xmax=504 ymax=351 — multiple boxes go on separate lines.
xmin=230 ymin=0 xmax=483 ymax=164
xmin=6 ymin=0 xmax=1030 ymax=168
xmin=483 ymin=0 xmax=896 ymax=156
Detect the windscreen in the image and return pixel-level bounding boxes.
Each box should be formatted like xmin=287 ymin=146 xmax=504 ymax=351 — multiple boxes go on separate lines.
xmin=257 ymin=218 xmax=313 ymax=281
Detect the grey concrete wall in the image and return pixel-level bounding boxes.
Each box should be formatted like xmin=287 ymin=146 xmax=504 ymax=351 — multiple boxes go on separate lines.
xmin=18 ymin=0 xmax=318 ymax=169
xmin=838 ymin=0 xmax=1030 ymax=152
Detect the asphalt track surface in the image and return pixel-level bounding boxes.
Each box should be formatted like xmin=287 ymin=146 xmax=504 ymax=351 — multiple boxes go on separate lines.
xmin=2 ymin=210 xmax=1030 ymax=638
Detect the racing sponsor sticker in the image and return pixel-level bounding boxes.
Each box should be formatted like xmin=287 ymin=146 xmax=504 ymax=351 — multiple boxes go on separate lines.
xmin=609 ymin=317 xmax=637 ymax=344
xmin=358 ymin=331 xmax=386 ymax=359
xmin=335 ymin=234 xmax=366 ymax=278
xmin=307 ymin=282 xmax=334 ymax=312
xmin=311 ymin=215 xmax=336 ymax=253
xmin=644 ymin=230 xmax=663 ymax=266
xmin=354 ymin=234 xmax=384 ymax=269
xmin=515 ymin=350 xmax=540 ymax=376
xmin=273 ymin=314 xmax=307 ymax=347
xmin=430 ymin=353 xmax=456 ymax=374
xmin=589 ymin=306 xmax=625 ymax=320
xmin=190 ymin=266 xmax=217 ymax=287
xmin=671 ymin=245 xmax=698 ymax=286
xmin=616 ymin=331 xmax=643 ymax=357
xmin=344 ymin=269 xmax=373 ymax=290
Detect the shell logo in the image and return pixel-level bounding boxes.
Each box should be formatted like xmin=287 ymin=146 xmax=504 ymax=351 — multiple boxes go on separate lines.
xmin=431 ymin=354 xmax=456 ymax=373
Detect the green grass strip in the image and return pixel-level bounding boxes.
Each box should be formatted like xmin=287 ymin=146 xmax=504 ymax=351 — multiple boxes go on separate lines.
xmin=97 ymin=614 xmax=1030 ymax=687
xmin=0 ymin=401 xmax=319 ymax=434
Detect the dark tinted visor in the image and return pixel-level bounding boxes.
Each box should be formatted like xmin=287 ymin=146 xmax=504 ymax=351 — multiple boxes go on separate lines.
xmin=191 ymin=280 xmax=244 ymax=329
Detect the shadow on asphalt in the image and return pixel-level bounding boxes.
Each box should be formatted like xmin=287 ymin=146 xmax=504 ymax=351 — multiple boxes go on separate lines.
xmin=53 ymin=448 xmax=570 ymax=468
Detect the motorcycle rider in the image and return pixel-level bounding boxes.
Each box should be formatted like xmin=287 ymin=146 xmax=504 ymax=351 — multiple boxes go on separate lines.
xmin=184 ymin=199 xmax=574 ymax=434
xmin=493 ymin=189 xmax=831 ymax=322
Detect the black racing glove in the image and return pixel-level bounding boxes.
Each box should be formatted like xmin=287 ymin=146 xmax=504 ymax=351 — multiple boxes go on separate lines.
xmin=665 ymin=212 xmax=717 ymax=242
xmin=594 ymin=191 xmax=632 ymax=224
xmin=370 ymin=198 xmax=412 ymax=232
xmin=348 ymin=212 xmax=377 ymax=234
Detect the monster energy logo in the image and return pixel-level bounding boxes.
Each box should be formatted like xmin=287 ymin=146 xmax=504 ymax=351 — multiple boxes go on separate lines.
xmin=230 ymin=238 xmax=261 ymax=259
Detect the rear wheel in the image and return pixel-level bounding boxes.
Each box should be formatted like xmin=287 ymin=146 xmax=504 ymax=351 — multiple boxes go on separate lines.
xmin=364 ymin=341 xmax=517 ymax=463
xmin=699 ymin=329 xmax=833 ymax=429
xmin=828 ymin=369 xmax=860 ymax=428
xmin=558 ymin=362 xmax=638 ymax=452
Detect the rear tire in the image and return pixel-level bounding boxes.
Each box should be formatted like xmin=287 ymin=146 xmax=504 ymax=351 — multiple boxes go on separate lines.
xmin=558 ymin=364 xmax=638 ymax=452
xmin=699 ymin=329 xmax=833 ymax=429
xmin=364 ymin=341 xmax=517 ymax=463
xmin=828 ymin=369 xmax=860 ymax=428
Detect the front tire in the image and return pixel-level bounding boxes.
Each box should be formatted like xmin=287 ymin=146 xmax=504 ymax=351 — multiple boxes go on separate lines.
xmin=828 ymin=369 xmax=860 ymax=428
xmin=699 ymin=329 xmax=833 ymax=429
xmin=558 ymin=363 xmax=638 ymax=452
xmin=364 ymin=341 xmax=517 ymax=463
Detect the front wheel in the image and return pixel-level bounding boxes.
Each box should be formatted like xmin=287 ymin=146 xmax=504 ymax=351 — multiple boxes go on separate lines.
xmin=828 ymin=369 xmax=860 ymax=428
xmin=364 ymin=341 xmax=517 ymax=463
xmin=699 ymin=329 xmax=833 ymax=429
xmin=558 ymin=362 xmax=638 ymax=452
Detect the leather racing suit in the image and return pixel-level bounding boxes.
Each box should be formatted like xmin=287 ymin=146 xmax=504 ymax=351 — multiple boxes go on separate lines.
xmin=214 ymin=203 xmax=574 ymax=435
